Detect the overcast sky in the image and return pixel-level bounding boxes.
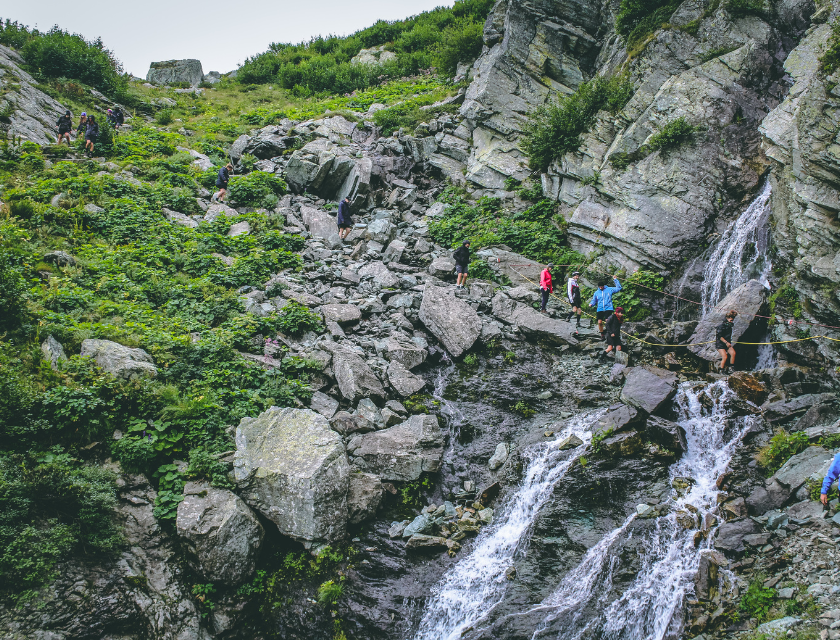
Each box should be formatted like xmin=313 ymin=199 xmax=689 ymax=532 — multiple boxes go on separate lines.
xmin=5 ymin=0 xmax=454 ymax=78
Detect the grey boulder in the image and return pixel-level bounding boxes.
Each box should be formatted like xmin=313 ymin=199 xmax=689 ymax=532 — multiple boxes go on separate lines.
xmin=419 ymin=283 xmax=482 ymax=357
xmin=347 ymin=414 xmax=444 ymax=481
xmin=146 ymin=59 xmax=204 ymax=86
xmin=358 ymin=261 xmax=400 ymax=288
xmin=41 ymin=335 xmax=67 ymax=370
xmin=619 ymin=366 xmax=678 ymax=414
xmin=385 ymin=335 xmax=428 ymax=370
xmin=688 ymin=280 xmax=767 ymax=361
xmin=163 ymin=208 xmax=199 ymax=228
xmin=321 ymin=303 xmax=362 ymax=326
xmin=714 ymin=518 xmax=761 ymax=554
xmin=204 ymin=202 xmax=237 ymax=222
xmin=347 ymin=473 xmax=383 ymax=524
xmin=320 ymin=342 xmax=386 ymax=402
xmin=387 ymin=362 xmax=426 ymax=397
xmin=80 ymin=339 xmax=157 ymax=379
xmin=645 ymin=416 xmax=687 ymax=453
xmin=234 ymin=406 xmax=349 ymax=545
xmin=175 ymin=482 xmax=264 ymax=584
xmin=491 ymin=292 xmax=578 ymax=345
xmin=310 ymin=391 xmax=339 ymax=419
xmin=300 ymin=206 xmax=341 ymax=248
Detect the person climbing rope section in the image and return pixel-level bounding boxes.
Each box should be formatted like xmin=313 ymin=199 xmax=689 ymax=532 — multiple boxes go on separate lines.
xmin=589 ymin=276 xmax=622 ymax=340
xmin=56 ymin=110 xmax=72 ymax=145
xmin=820 ymin=450 xmax=840 ymax=506
xmin=565 ymin=271 xmax=582 ymax=328
xmin=453 ymin=240 xmax=471 ymax=289
xmin=716 ymin=310 xmax=738 ymax=373
xmin=601 ymin=306 xmax=624 ymax=360
xmin=211 ymin=163 xmax=233 ymax=203
xmin=539 ymin=264 xmax=553 ymax=313
xmin=337 ymin=196 xmax=353 ymax=240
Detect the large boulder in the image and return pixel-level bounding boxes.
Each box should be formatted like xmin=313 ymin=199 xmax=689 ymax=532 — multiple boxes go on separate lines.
xmin=419 ymin=283 xmax=482 ymax=357
xmin=491 ymin=292 xmax=578 ymax=345
xmin=619 ymin=366 xmax=678 ymax=415
xmin=358 ymin=261 xmax=400 ymax=288
xmin=41 ymin=335 xmax=67 ymax=370
xmin=347 ymin=414 xmax=444 ymax=481
xmin=321 ymin=304 xmax=362 ymax=326
xmin=475 ymin=247 xmax=546 ymax=287
xmin=300 ymin=205 xmax=341 ymax=248
xmin=771 ymin=446 xmax=834 ymax=498
xmin=687 ymin=280 xmax=767 ymax=362
xmin=645 ymin=416 xmax=687 ymax=453
xmin=233 ymin=407 xmax=350 ymax=545
xmin=175 ymin=482 xmax=264 ymax=585
xmin=146 ymin=59 xmax=204 ymax=86
xmin=80 ymin=339 xmax=157 ymax=379
xmin=347 ymin=473 xmax=383 ymax=524
xmin=387 ymin=362 xmax=426 ymax=397
xmin=320 ymin=342 xmax=386 ymax=402
xmin=351 ymin=45 xmax=397 ymax=66
xmin=593 ymin=403 xmax=642 ymax=437
xmin=714 ymin=518 xmax=761 ymax=554
xmin=385 ymin=335 xmax=427 ymax=370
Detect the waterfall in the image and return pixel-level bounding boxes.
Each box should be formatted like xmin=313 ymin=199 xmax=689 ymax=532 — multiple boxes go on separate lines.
xmin=701 ymin=181 xmax=772 ymax=313
xmin=411 ymin=410 xmax=604 ymax=640
xmin=430 ymin=357 xmax=465 ymax=464
xmin=533 ymin=381 xmax=757 ymax=640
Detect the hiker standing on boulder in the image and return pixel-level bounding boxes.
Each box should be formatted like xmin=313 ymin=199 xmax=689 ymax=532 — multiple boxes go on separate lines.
xmin=565 ymin=271 xmax=582 ymax=329
xmin=820 ymin=450 xmax=840 ymax=506
xmin=716 ymin=310 xmax=738 ymax=373
xmin=589 ymin=276 xmax=622 ymax=340
xmin=601 ymin=307 xmax=625 ymax=361
xmin=211 ymin=163 xmax=233 ymax=203
xmin=539 ymin=264 xmax=553 ymax=313
xmin=453 ymin=240 xmax=471 ymax=289
xmin=84 ymin=115 xmax=99 ymax=154
xmin=56 ymin=110 xmax=72 ymax=145
xmin=337 ymin=196 xmax=353 ymax=240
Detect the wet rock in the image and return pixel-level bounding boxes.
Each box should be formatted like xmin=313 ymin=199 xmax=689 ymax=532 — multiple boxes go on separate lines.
xmin=593 ymin=404 xmax=642 ymax=436
xmin=80 ymin=339 xmax=157 ymax=380
xmin=714 ymin=518 xmax=761 ymax=553
xmin=234 ymin=406 xmax=349 ymax=545
xmin=636 ymin=504 xmax=656 ymax=518
xmin=695 ymin=550 xmax=728 ymax=600
xmin=387 ymin=362 xmax=426 ymax=397
xmin=746 ymin=479 xmax=791 ymax=515
xmin=402 ymin=514 xmax=435 ymax=538
xmin=347 ymin=472 xmax=383 ymax=525
xmin=347 ymin=414 xmax=444 ymax=481
xmin=388 ymin=520 xmax=410 ymax=538
xmin=619 ymin=366 xmax=678 ymax=415
xmin=600 ymin=430 xmax=644 ymax=458
xmin=558 ymin=434 xmax=584 ymax=450
xmin=488 ymin=442 xmax=510 ymax=470
xmin=727 ymin=371 xmax=769 ymax=405
xmin=175 ymin=481 xmax=264 ymax=585
xmin=41 ymin=335 xmax=67 ymax=370
xmin=419 ymin=283 xmax=482 ymax=357
xmin=645 ymin=416 xmax=687 ymax=453
xmin=405 ymin=534 xmax=449 ymax=550
xmin=310 ymin=391 xmax=339 ymax=419
xmin=320 ymin=342 xmax=385 ymax=402
xmin=687 ymin=280 xmax=767 ymax=362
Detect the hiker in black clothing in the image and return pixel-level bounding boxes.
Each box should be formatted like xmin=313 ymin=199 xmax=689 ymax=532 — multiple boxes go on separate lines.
xmin=601 ymin=306 xmax=625 ymax=361
xmin=716 ymin=310 xmax=738 ymax=373
xmin=453 ymin=240 xmax=471 ymax=289
xmin=212 ymin=163 xmax=233 ymax=203
xmin=56 ymin=110 xmax=72 ymax=145
xmin=84 ymin=115 xmax=99 ymax=154
xmin=106 ymin=109 xmax=116 ymax=128
xmin=114 ymin=107 xmax=124 ymax=128
xmin=77 ymin=112 xmax=88 ymax=136
xmin=337 ymin=196 xmax=353 ymax=240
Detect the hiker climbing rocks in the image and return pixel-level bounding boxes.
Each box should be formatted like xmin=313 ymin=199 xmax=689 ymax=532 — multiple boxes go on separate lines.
xmin=84 ymin=115 xmax=99 ymax=154
xmin=211 ymin=163 xmax=233 ymax=203
xmin=565 ymin=271 xmax=582 ymax=328
xmin=56 ymin=110 xmax=72 ymax=145
xmin=337 ymin=196 xmax=353 ymax=240
xmin=539 ymin=264 xmax=553 ymax=313
xmin=716 ymin=310 xmax=738 ymax=373
xmin=453 ymin=240 xmax=471 ymax=289
xmin=589 ymin=276 xmax=622 ymax=339
xmin=114 ymin=106 xmax=124 ymax=128
xmin=601 ymin=307 xmax=624 ymax=361
xmin=820 ymin=450 xmax=840 ymax=506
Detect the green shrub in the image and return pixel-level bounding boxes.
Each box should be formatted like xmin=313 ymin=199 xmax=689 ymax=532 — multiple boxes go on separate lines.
xmin=616 ymin=0 xmax=681 ymax=54
xmin=0 ymin=251 xmax=28 ymax=331
xmin=645 ymin=117 xmax=698 ymax=152
xmin=728 ymin=0 xmax=765 ymax=18
xmin=432 ymin=18 xmax=485 ymax=75
xmin=275 ymin=300 xmax=323 ymax=336
xmin=757 ymin=429 xmax=810 ymax=473
xmin=522 ymin=75 xmax=635 ymax=171
xmin=616 ymin=270 xmax=665 ymax=321
xmin=155 ymin=109 xmax=174 ymax=126
xmin=317 ymin=579 xmax=344 ymax=604
xmin=820 ymin=19 xmax=840 ymax=75
xmin=228 ymin=171 xmax=287 ymax=208
xmin=739 ymin=576 xmax=776 ymax=622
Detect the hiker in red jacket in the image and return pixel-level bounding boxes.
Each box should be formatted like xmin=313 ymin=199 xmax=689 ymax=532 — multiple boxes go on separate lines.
xmin=539 ymin=264 xmax=554 ymax=313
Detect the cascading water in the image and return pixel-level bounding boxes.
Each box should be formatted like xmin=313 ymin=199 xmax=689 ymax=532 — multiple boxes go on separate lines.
xmin=411 ymin=410 xmax=604 ymax=640
xmin=701 ymin=180 xmax=773 ymax=313
xmin=533 ymin=380 xmax=757 ymax=640
xmin=430 ymin=355 xmax=466 ymax=463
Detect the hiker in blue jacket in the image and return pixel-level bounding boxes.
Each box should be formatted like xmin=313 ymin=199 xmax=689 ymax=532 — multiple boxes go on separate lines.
xmin=820 ymin=451 xmax=840 ymax=506
xmin=589 ymin=276 xmax=622 ymax=340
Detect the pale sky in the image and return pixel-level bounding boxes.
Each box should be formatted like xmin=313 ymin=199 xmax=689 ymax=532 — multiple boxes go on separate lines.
xmin=5 ymin=0 xmax=454 ymax=78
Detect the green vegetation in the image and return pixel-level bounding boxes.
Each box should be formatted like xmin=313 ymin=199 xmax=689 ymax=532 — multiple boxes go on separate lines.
xmin=236 ymin=0 xmax=493 ymax=92
xmin=727 ymin=0 xmax=766 ymax=18
xmin=738 ymin=575 xmax=776 ymax=622
xmin=613 ymin=270 xmax=666 ymax=321
xmin=757 ymin=429 xmax=810 ymax=473
xmin=399 ymin=474 xmax=434 ymax=511
xmin=590 ymin=428 xmax=614 ymax=456
xmin=616 ymin=0 xmax=682 ymax=55
xmin=820 ymin=19 xmax=840 ymax=75
xmin=428 ymin=188 xmax=585 ymax=272
xmin=609 ymin=117 xmax=700 ymax=169
xmin=317 ymin=579 xmax=344 ymax=604
xmin=372 ymin=97 xmax=460 ymax=135
xmin=522 ymin=75 xmax=636 ymax=171
xmin=513 ymin=400 xmax=536 ymax=417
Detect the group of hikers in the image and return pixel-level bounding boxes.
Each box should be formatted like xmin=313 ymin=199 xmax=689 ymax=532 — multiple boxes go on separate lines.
xmin=55 ymin=107 xmax=125 ymax=153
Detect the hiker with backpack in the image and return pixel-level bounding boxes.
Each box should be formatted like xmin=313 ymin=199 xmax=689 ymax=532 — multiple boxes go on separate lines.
xmin=453 ymin=241 xmax=471 ymax=289
xmin=56 ymin=110 xmax=72 ymax=145
xmin=84 ymin=115 xmax=99 ymax=154
xmin=211 ymin=163 xmax=233 ymax=203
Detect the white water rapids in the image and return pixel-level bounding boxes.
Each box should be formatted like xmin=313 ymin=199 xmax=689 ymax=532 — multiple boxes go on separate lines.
xmin=411 ymin=410 xmax=603 ymax=640
xmin=412 ymin=381 xmax=756 ymax=640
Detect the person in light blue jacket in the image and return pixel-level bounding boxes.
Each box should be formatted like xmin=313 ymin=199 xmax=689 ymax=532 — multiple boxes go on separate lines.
xmin=820 ymin=451 xmax=840 ymax=506
xmin=589 ymin=276 xmax=622 ymax=339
